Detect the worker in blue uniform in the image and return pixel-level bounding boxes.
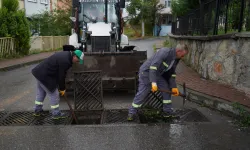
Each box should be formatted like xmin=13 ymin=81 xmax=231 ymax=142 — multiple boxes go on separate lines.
xmin=127 ymin=44 xmax=189 ymax=120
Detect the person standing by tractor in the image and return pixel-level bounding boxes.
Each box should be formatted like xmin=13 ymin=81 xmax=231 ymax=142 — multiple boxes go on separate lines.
xmin=127 ymin=44 xmax=189 ymax=121
xmin=32 ymin=50 xmax=84 ymax=119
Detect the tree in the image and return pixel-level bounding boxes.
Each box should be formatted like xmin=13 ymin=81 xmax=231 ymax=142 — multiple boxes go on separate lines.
xmin=0 ymin=0 xmax=31 ymax=55
xmin=29 ymin=0 xmax=72 ymax=36
xmin=171 ymin=0 xmax=200 ymax=17
xmin=126 ymin=0 xmax=164 ymax=36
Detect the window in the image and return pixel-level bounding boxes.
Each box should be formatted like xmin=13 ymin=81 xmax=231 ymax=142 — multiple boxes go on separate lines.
xmin=165 ymin=0 xmax=171 ymax=8
xmin=40 ymin=0 xmax=48 ymax=4
xmin=162 ymin=14 xmax=172 ymax=25
xmin=28 ymin=0 xmax=37 ymax=2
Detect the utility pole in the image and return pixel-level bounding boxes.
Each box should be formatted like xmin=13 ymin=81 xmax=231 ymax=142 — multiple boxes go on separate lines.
xmin=141 ymin=0 xmax=145 ymax=37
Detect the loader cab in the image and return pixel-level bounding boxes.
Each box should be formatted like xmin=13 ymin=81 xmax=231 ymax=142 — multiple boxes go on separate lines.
xmin=78 ymin=0 xmax=117 ymax=24
xmin=73 ymin=0 xmax=127 ymax=52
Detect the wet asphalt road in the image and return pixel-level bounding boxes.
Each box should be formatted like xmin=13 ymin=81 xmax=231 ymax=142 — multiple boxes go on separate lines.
xmin=0 ymin=37 xmax=250 ymax=149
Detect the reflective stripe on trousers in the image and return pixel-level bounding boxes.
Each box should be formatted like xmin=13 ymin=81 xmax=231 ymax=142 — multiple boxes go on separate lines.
xmin=34 ymin=79 xmax=60 ymax=115
xmin=128 ymin=74 xmax=173 ymax=114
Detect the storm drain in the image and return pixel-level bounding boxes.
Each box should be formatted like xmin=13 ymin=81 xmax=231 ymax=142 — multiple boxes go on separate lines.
xmin=30 ymin=111 xmax=72 ymax=126
xmin=102 ymin=109 xmax=139 ymax=124
xmin=0 ymin=112 xmax=8 ymax=120
xmin=180 ymin=109 xmax=210 ymax=122
xmin=72 ymin=110 xmax=103 ymax=125
xmin=0 ymin=108 xmax=210 ymax=126
xmin=0 ymin=112 xmax=35 ymax=126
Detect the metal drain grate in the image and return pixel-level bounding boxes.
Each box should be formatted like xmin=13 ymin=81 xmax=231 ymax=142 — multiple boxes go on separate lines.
xmin=102 ymin=109 xmax=139 ymax=124
xmin=74 ymin=71 xmax=103 ymax=110
xmin=141 ymin=91 xmax=163 ymax=109
xmin=31 ymin=111 xmax=72 ymax=126
xmin=0 ymin=112 xmax=8 ymax=120
xmin=0 ymin=112 xmax=35 ymax=126
xmin=135 ymin=72 xmax=163 ymax=109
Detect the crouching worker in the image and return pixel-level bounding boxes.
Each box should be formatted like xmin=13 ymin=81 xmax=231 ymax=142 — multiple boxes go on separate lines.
xmin=32 ymin=50 xmax=84 ymax=119
xmin=127 ymin=44 xmax=189 ymax=121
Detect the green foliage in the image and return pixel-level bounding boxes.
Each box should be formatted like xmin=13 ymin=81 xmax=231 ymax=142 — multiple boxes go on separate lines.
xmin=0 ymin=0 xmax=31 ymax=55
xmin=232 ymin=102 xmax=250 ymax=127
xmin=171 ymin=0 xmax=200 ymax=17
xmin=126 ymin=0 xmax=164 ymax=35
xmin=29 ymin=8 xmax=71 ymax=36
xmin=2 ymin=0 xmax=19 ymax=12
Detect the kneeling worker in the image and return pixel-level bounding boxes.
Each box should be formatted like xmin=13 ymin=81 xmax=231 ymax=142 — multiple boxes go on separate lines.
xmin=32 ymin=50 xmax=84 ymax=119
xmin=127 ymin=43 xmax=189 ymax=120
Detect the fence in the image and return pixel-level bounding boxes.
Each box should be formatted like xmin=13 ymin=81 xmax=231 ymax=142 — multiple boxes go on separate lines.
xmin=172 ymin=0 xmax=249 ymax=36
xmin=0 ymin=38 xmax=16 ymax=58
xmin=0 ymin=36 xmax=69 ymax=58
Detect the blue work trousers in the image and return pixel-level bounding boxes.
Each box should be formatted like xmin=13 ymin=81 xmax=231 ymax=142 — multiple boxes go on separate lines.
xmin=34 ymin=79 xmax=61 ymax=115
xmin=128 ymin=72 xmax=173 ymax=114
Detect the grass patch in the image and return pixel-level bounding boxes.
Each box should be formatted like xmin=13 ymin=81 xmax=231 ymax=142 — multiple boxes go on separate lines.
xmin=232 ymin=102 xmax=250 ymax=127
xmin=123 ymin=24 xmax=153 ymax=39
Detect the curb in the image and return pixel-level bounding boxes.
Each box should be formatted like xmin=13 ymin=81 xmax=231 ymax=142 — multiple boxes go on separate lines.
xmin=177 ymin=83 xmax=250 ymax=117
xmin=0 ymin=58 xmax=46 ymax=72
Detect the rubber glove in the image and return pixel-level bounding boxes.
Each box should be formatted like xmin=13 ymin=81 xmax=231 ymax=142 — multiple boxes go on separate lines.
xmin=151 ymin=82 xmax=158 ymax=92
xmin=172 ymin=88 xmax=179 ymax=96
xmin=59 ymin=90 xmax=66 ymax=96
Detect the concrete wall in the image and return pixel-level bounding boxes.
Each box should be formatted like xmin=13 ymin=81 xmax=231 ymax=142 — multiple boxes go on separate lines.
xmin=24 ymin=0 xmax=50 ymax=16
xmin=30 ymin=36 xmax=69 ymax=51
xmin=19 ymin=0 xmax=25 ymax=10
xmin=168 ymin=33 xmax=250 ymax=95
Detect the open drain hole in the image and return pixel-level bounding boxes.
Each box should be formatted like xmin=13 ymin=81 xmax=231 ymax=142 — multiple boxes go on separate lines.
xmin=71 ymin=111 xmax=103 ymax=125
xmin=138 ymin=108 xmax=210 ymax=123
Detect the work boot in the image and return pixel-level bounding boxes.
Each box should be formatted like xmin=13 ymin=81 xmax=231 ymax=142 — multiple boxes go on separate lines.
xmin=33 ymin=109 xmax=46 ymax=117
xmin=52 ymin=111 xmax=69 ymax=120
xmin=127 ymin=113 xmax=135 ymax=121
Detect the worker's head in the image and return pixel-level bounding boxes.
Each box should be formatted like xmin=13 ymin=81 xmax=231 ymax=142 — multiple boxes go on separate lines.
xmin=73 ymin=50 xmax=84 ymax=64
xmin=175 ymin=43 xmax=189 ymax=59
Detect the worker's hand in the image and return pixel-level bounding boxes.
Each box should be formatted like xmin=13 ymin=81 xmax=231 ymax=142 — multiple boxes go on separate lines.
xmin=151 ymin=82 xmax=158 ymax=92
xmin=59 ymin=90 xmax=66 ymax=96
xmin=172 ymin=88 xmax=179 ymax=96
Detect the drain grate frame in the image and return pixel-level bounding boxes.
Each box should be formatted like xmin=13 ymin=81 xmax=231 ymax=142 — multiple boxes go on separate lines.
xmin=74 ymin=71 xmax=103 ymax=111
xmin=30 ymin=110 xmax=72 ymax=126
xmin=0 ymin=111 xmax=35 ymax=126
xmin=102 ymin=109 xmax=140 ymax=124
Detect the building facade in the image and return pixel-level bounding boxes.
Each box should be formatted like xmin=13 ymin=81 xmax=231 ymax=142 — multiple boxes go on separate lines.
xmin=24 ymin=0 xmax=50 ymax=17
xmin=154 ymin=0 xmax=173 ymax=36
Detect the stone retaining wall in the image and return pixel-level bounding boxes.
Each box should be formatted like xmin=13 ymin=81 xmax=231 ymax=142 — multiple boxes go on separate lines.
xmin=168 ymin=33 xmax=250 ymax=95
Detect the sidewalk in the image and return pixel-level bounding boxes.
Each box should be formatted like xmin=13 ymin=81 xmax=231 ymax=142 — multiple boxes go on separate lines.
xmin=0 ymin=51 xmax=249 ymax=111
xmin=176 ymin=61 xmax=250 ymax=108
xmin=0 ymin=52 xmax=54 ymax=71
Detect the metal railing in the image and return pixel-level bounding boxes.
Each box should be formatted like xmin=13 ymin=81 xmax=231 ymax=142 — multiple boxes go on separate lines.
xmin=172 ymin=0 xmax=249 ymax=36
